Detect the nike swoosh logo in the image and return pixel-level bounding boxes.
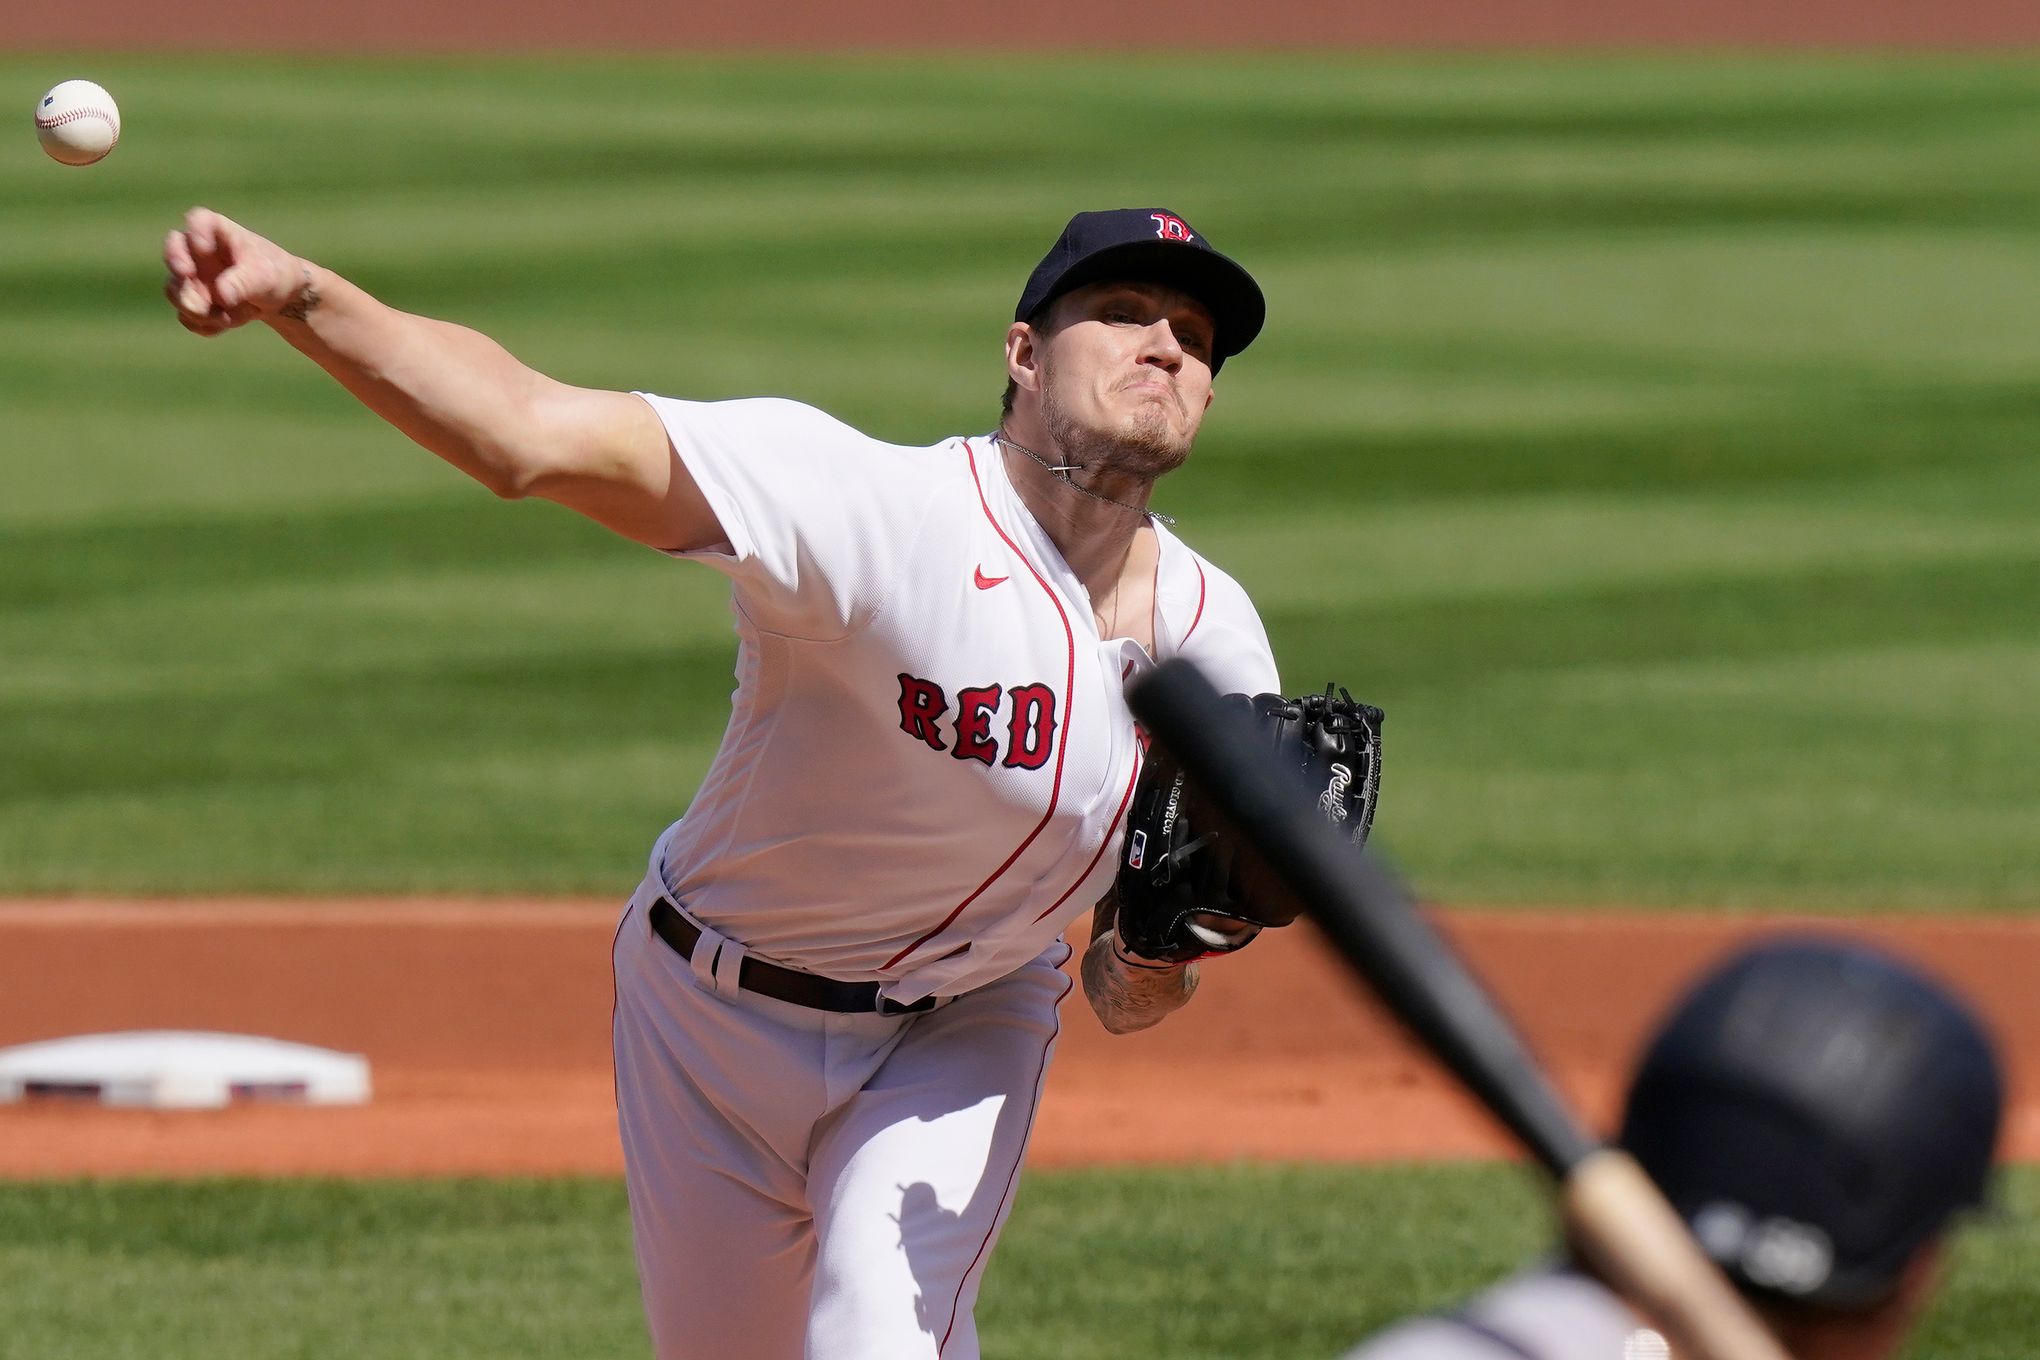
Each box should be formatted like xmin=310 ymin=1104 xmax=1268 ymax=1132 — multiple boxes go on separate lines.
xmin=973 ymin=566 xmax=1009 ymax=590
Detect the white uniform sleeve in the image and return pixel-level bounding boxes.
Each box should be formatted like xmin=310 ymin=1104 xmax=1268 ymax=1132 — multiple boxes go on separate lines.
xmin=1171 ymin=554 xmax=1281 ymax=697
xmin=633 ymin=394 xmax=929 ymax=641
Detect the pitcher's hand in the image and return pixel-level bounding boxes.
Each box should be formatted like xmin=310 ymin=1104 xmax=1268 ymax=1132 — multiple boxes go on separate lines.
xmin=163 ymin=207 xmax=314 ymax=336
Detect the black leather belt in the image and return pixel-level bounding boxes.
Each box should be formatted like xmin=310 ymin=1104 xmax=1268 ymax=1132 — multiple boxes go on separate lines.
xmin=649 ymin=897 xmax=936 ymax=1016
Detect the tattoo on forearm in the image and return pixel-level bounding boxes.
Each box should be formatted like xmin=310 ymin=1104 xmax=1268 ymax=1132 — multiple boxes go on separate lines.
xmin=1081 ymin=932 xmax=1198 ymax=1035
xmin=280 ymin=264 xmax=320 ymax=321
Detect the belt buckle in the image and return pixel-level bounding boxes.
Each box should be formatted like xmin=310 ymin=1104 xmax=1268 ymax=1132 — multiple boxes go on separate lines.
xmin=877 ymin=994 xmax=936 ymax=1016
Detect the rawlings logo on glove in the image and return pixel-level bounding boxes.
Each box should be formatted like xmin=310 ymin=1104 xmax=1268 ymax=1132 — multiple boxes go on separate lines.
xmin=1319 ymin=762 xmax=1354 ymax=820
xmin=1113 ymin=684 xmax=1384 ymax=965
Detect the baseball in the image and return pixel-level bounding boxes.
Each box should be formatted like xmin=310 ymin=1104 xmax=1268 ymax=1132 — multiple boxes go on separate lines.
xmin=35 ymin=79 xmax=121 ymax=166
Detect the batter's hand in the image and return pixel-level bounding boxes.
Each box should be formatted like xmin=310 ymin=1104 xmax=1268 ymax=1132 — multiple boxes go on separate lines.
xmin=162 ymin=207 xmax=314 ymax=336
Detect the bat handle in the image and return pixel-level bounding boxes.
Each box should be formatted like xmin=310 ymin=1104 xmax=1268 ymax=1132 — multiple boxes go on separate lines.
xmin=1562 ymin=1149 xmax=1794 ymax=1360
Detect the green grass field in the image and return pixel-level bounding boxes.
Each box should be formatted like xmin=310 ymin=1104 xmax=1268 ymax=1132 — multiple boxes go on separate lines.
xmin=4 ymin=52 xmax=2038 ymax=1359
xmin=6 ymin=1167 xmax=2036 ymax=1359
xmin=3 ymin=54 xmax=2037 ymax=906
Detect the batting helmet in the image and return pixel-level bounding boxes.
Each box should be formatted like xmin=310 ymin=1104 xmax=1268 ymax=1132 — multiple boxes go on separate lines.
xmin=1619 ymin=936 xmax=2003 ymax=1310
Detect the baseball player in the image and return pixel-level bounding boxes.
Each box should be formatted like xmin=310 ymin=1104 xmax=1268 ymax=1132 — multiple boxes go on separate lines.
xmin=162 ymin=205 xmax=1283 ymax=1358
xmin=1342 ymin=936 xmax=2005 ymax=1360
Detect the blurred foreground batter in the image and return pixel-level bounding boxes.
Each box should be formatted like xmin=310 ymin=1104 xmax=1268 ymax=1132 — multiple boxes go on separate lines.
xmin=1344 ymin=936 xmax=2004 ymax=1360
xmin=163 ymin=205 xmax=1283 ymax=1357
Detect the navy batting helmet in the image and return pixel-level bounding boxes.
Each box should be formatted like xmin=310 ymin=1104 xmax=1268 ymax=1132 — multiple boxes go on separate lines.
xmin=1619 ymin=936 xmax=2003 ymax=1309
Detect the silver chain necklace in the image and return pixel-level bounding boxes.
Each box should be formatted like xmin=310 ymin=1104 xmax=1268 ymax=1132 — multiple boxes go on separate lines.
xmin=994 ymin=431 xmax=1176 ymax=527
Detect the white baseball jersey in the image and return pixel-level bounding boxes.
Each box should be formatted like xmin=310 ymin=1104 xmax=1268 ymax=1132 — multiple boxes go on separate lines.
xmin=634 ymin=394 xmax=1279 ymax=1002
xmin=613 ymin=393 xmax=1281 ymax=1359
xmin=1342 ymin=1265 xmax=1666 ymax=1360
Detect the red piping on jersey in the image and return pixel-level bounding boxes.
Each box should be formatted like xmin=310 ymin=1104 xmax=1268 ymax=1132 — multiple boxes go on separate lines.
xmin=938 ymin=961 xmax=1074 ymax=1355
xmin=882 ymin=439 xmax=1076 ymax=971
xmin=1033 ymin=749 xmax=1142 ymax=923
xmin=1148 ymin=548 xmax=1162 ymax=658
xmin=1181 ymin=558 xmax=1209 ymax=649
xmin=607 ymin=900 xmax=632 ymax=1109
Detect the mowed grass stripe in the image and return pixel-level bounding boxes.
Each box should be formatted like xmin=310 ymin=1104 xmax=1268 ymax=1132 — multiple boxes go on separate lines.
xmin=0 ymin=1168 xmax=2032 ymax=1359
xmin=1 ymin=55 xmax=2035 ymax=902
xmin=3 ymin=478 xmax=2025 ymax=619
xmin=2 ymin=540 xmax=2028 ymax=898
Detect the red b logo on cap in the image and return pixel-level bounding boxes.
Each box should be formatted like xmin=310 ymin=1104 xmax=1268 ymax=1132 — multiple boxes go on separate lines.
xmin=1151 ymin=213 xmax=1194 ymax=243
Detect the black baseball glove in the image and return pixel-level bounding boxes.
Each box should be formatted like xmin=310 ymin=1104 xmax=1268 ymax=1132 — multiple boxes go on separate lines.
xmin=1113 ymin=684 xmax=1384 ymax=965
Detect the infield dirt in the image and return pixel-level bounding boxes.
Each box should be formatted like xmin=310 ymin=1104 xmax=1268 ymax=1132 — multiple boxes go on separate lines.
xmin=7 ymin=0 xmax=2040 ymax=49
xmin=0 ymin=902 xmax=2032 ymax=1176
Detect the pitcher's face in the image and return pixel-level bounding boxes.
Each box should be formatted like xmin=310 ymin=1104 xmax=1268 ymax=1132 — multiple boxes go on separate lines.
xmin=1031 ymin=280 xmax=1216 ymax=476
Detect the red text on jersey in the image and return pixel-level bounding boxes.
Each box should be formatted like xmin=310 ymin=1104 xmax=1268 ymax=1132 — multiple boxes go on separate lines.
xmin=953 ymin=685 xmax=1003 ymax=766
xmin=896 ymin=673 xmax=1059 ymax=771
xmin=1003 ymin=683 xmax=1057 ymax=771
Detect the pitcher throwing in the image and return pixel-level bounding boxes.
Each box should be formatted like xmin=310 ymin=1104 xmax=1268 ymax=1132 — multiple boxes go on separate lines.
xmin=163 ymin=204 xmax=1309 ymax=1358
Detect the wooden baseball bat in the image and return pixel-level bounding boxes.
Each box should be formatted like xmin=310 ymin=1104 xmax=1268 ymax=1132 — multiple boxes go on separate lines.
xmin=1125 ymin=659 xmax=1791 ymax=1360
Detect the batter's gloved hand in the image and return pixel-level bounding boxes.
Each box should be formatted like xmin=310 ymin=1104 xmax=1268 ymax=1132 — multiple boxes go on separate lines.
xmin=163 ymin=207 xmax=318 ymax=337
xmin=1113 ymin=684 xmax=1384 ymax=966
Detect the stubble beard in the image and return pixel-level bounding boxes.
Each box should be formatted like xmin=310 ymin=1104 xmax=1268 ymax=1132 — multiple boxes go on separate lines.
xmin=1040 ymin=367 xmax=1193 ymax=483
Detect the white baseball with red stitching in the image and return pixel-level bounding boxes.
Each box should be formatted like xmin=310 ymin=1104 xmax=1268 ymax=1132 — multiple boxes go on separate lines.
xmin=35 ymin=80 xmax=121 ymax=166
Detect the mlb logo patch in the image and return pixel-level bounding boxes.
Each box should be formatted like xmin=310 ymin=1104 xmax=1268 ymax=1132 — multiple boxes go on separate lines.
xmin=1127 ymin=830 xmax=1148 ymax=870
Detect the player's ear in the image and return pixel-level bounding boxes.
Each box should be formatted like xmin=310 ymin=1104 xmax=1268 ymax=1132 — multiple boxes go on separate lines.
xmin=1005 ymin=322 xmax=1044 ymax=395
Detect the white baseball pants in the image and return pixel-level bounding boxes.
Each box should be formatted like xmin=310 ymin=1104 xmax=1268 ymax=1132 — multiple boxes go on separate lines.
xmin=611 ymin=877 xmax=1071 ymax=1360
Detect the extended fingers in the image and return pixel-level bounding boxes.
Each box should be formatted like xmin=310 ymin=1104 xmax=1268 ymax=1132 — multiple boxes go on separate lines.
xmin=184 ymin=205 xmax=228 ymax=259
xmin=163 ymin=261 xmax=213 ymax=318
xmin=166 ymin=281 xmax=227 ymax=333
xmin=165 ymin=207 xmax=278 ymax=331
xmin=164 ymin=228 xmax=196 ymax=278
xmin=177 ymin=206 xmax=247 ymax=278
xmin=165 ymin=208 xmax=232 ymax=328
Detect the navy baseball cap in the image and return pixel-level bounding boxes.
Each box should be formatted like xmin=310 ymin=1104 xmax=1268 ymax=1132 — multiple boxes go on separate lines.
xmin=1619 ymin=937 xmax=2003 ymax=1310
xmin=1014 ymin=208 xmax=1266 ymax=372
